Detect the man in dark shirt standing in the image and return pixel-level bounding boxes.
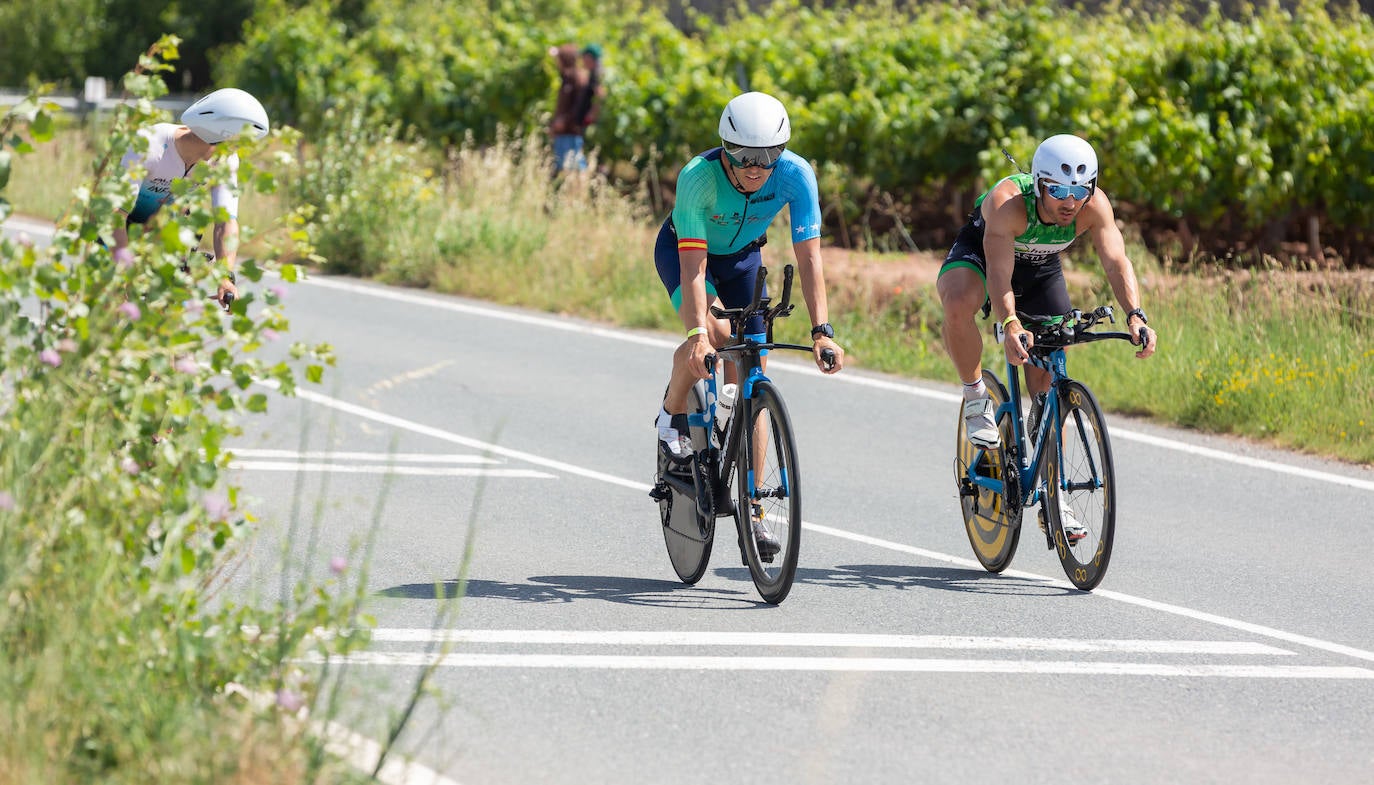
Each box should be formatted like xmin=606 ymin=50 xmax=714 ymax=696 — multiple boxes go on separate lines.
xmin=548 ymin=43 xmax=590 ymax=174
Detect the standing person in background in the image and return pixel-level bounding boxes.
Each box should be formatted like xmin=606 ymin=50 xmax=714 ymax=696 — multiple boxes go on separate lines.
xmin=548 ymin=43 xmax=590 ymax=174
xmin=113 ymin=87 xmax=270 ymax=307
xmin=577 ymin=43 xmax=605 ymax=132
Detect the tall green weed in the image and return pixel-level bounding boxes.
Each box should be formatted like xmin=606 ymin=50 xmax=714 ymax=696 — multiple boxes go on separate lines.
xmin=0 ymin=39 xmax=397 ymax=784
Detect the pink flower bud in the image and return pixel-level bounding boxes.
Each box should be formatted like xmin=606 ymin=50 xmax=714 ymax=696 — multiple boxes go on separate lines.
xmin=118 ymin=302 xmax=141 ymax=320
xmin=39 ymin=349 xmax=61 ymax=367
xmin=275 ymin=689 xmax=305 ymax=713
xmin=113 ymin=246 xmax=135 ymax=269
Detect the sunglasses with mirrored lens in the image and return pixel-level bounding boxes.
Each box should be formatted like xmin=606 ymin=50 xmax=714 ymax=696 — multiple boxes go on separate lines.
xmin=724 ymin=144 xmax=785 ymax=169
xmin=1042 ymin=182 xmax=1093 ymax=201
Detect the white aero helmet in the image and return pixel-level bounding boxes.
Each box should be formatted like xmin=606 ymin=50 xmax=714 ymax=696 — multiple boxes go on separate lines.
xmin=1031 ymin=133 xmax=1098 ymax=187
xmin=718 ymin=91 xmax=790 ymax=167
xmin=181 ymin=88 xmax=270 ymax=144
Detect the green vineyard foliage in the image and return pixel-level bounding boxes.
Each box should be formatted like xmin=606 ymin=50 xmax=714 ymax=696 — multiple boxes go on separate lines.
xmin=216 ymin=0 xmax=1374 ymax=263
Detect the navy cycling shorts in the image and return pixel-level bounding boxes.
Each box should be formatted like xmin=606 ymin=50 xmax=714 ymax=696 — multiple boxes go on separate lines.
xmin=653 ymin=217 xmax=768 ymax=335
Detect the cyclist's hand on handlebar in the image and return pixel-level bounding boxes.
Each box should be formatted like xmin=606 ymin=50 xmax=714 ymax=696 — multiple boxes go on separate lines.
xmin=1003 ymin=324 xmax=1032 ymax=366
xmin=813 ymin=337 xmax=843 ymax=374
xmin=686 ymin=332 xmax=714 ymax=379
xmin=1132 ymin=324 xmax=1157 ymax=359
xmin=215 ymin=278 xmax=239 ymax=312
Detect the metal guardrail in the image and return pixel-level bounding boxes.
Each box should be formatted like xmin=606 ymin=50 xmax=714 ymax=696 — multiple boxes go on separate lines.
xmin=0 ymin=87 xmax=195 ymax=115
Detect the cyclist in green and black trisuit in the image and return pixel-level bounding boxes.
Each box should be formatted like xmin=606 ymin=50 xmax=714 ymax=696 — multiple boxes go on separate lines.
xmin=937 ymin=133 xmax=1158 ymax=459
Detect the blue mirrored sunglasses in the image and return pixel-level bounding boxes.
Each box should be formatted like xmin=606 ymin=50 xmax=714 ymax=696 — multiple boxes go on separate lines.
xmin=1042 ymin=182 xmax=1093 ymax=201
xmin=724 ymin=144 xmax=785 ymax=169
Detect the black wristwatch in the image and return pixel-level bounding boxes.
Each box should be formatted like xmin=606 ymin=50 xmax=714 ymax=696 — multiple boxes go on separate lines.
xmin=1126 ymin=308 xmax=1148 ymax=325
xmin=810 ymin=323 xmax=835 ymax=340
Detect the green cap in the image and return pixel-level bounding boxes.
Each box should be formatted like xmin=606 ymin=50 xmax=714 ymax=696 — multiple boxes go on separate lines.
xmin=581 ymin=43 xmax=603 ymax=59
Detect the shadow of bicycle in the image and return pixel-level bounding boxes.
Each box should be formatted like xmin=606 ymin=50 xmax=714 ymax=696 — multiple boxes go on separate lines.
xmin=376 ymin=573 xmax=767 ymax=609
xmin=713 ymin=563 xmax=1077 ymax=597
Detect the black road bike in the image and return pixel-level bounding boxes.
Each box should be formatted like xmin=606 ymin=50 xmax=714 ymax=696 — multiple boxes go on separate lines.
xmin=651 ymin=265 xmax=834 ymax=604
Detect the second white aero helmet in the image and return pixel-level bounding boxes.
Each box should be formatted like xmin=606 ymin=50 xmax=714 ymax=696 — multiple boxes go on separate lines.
xmin=719 ymin=91 xmax=790 ymax=167
xmin=1031 ymin=133 xmax=1098 ymax=187
xmin=181 ymin=88 xmax=270 ymax=144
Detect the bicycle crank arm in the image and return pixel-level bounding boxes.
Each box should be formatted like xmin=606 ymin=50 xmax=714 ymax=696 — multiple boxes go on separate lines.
xmin=656 ymin=472 xmax=696 ymax=503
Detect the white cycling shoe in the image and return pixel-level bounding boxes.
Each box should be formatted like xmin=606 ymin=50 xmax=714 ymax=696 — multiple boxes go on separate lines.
xmin=1057 ymin=495 xmax=1089 ymax=544
xmin=963 ymin=395 xmax=1001 ymax=449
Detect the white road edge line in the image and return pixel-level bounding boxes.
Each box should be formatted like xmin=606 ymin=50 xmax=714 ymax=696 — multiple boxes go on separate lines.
xmin=301 ymin=652 xmax=1374 ymax=680
xmin=274 ymin=384 xmax=1374 ymax=666
xmin=320 ymin=719 xmax=464 ymax=785
xmin=300 ymin=274 xmax=1374 ymax=493
xmin=366 ymin=629 xmax=1293 ymax=655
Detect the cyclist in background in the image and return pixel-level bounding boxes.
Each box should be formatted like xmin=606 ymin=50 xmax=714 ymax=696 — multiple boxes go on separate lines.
xmin=112 ymin=87 xmax=270 ymax=306
xmin=937 ymin=133 xmax=1157 ymax=448
xmin=653 ymin=91 xmax=845 ymax=553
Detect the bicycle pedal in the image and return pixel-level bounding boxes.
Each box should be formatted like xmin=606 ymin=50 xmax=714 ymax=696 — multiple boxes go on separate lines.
xmin=648 ymin=481 xmax=671 ymax=502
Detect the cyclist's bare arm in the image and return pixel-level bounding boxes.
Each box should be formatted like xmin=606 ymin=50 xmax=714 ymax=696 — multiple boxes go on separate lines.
xmin=112 ymin=209 xmax=131 ymax=250
xmin=982 ymin=181 xmax=1032 ymax=364
xmin=791 ymin=236 xmax=843 ymax=373
xmin=1085 ymin=190 xmax=1156 ymax=358
xmin=677 ymin=248 xmax=713 ymax=378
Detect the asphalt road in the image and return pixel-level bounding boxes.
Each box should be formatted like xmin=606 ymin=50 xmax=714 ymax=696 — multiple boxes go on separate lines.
xmin=7 ymin=215 xmax=1374 ymax=784
xmin=230 ymin=273 xmax=1374 ymax=785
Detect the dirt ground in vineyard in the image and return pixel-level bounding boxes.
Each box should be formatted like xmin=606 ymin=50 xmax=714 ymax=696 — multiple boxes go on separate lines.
xmin=803 ymin=243 xmax=1374 ymax=307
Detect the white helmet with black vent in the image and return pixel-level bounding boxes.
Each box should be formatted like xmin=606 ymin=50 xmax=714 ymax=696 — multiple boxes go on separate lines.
xmin=181 ymin=88 xmax=270 ymax=144
xmin=719 ymin=91 xmax=790 ymax=167
xmin=1032 ymin=133 xmax=1098 ymax=187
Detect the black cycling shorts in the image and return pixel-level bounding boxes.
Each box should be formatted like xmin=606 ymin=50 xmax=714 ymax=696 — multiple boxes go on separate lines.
xmin=939 ymin=219 xmax=1072 ymax=318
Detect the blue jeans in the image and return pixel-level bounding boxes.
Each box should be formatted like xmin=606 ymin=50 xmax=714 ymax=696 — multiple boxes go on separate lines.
xmin=553 ymin=134 xmax=586 ymax=172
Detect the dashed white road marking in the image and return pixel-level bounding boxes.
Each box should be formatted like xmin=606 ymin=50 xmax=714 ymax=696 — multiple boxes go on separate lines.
xmin=228 ymin=448 xmax=501 ymax=464
xmin=232 ymin=461 xmax=554 ymax=478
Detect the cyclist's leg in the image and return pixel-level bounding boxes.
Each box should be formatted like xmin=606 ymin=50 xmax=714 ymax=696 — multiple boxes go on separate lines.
xmin=1012 ymin=262 xmax=1072 ymax=399
xmin=711 ymin=247 xmax=768 ymax=384
xmin=712 ymin=254 xmax=783 ymax=554
xmin=940 ymin=231 xmax=999 ymax=447
xmin=655 ymin=219 xmax=726 ymax=416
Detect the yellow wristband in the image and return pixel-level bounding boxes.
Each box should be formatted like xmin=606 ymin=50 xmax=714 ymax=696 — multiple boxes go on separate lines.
xmin=686 ymin=326 xmax=708 ymax=338
xmin=1001 ymin=314 xmax=1020 ymax=329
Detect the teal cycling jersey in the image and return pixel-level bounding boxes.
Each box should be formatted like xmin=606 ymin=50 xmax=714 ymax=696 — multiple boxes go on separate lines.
xmin=671 ymin=148 xmax=822 ymax=256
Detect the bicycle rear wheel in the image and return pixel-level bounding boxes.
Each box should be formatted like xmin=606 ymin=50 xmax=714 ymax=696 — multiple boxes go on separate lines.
xmin=955 ymin=369 xmax=1023 ymax=572
xmin=736 ymin=380 xmax=801 ymax=604
xmin=658 ymin=382 xmax=714 ymax=584
xmin=1044 ymin=380 xmax=1116 ymax=590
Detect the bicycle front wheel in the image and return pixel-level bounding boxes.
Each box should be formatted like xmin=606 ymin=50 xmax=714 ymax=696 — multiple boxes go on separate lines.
xmin=658 ymin=382 xmax=714 ymax=584
xmin=1044 ymin=380 xmax=1116 ymax=590
xmin=736 ymin=380 xmax=801 ymax=604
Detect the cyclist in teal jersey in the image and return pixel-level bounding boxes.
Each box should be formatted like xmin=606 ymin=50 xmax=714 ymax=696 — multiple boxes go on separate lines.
xmin=653 ymin=92 xmax=844 ymax=458
xmin=937 ymin=134 xmax=1157 ymax=453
